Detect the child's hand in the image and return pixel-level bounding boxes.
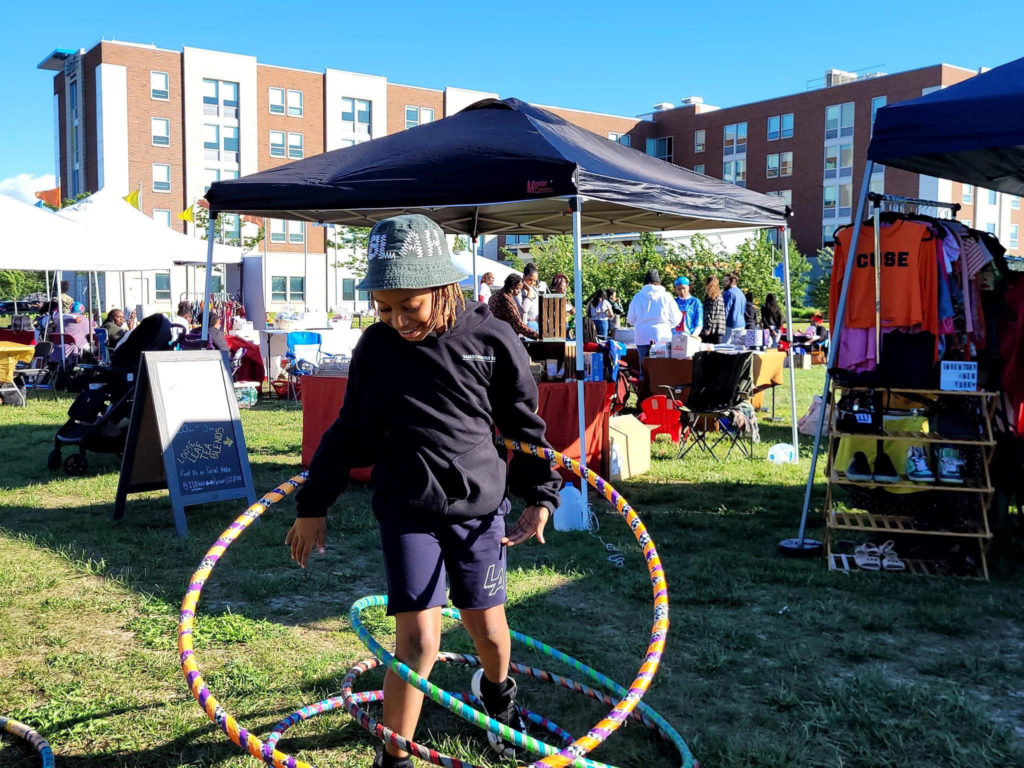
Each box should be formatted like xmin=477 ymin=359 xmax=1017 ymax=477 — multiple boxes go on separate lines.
xmin=285 ymin=518 xmax=327 ymax=567
xmin=502 ymin=505 xmax=549 ymax=547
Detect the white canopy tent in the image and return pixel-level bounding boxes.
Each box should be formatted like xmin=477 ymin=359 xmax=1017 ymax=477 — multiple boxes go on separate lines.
xmin=453 ymin=251 xmax=521 ymax=293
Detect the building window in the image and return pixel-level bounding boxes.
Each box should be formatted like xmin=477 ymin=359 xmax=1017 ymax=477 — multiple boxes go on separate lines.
xmin=223 ymin=169 xmax=238 ymax=181
xmin=152 ymin=164 xmax=171 ymax=192
xmin=961 ymin=219 xmax=972 ymax=228
xmin=342 ymin=278 xmax=355 ymax=301
xmin=985 ymin=222 xmax=996 ymax=234
xmin=223 ymin=126 xmax=239 ymax=153
xmin=781 ymin=113 xmax=793 ymax=139
xmin=870 ymin=175 xmax=885 ymax=195
xmin=153 ymin=209 xmax=172 ymax=227
xmin=645 ymin=137 xmax=672 ymax=162
xmin=271 ymin=276 xmax=287 ymax=301
xmin=342 ymin=97 xmax=372 ymax=129
xmin=693 ymin=164 xmax=705 ymax=175
xmin=288 ymin=132 xmax=303 ymax=159
xmin=222 ymin=81 xmax=239 ymax=118
xmin=988 ymin=189 xmax=997 ymax=205
xmin=287 ymin=89 xmax=303 ymax=117
xmin=151 ymin=117 xmax=170 ymax=146
xmin=203 ymin=168 xmax=220 ymax=193
xmin=824 ymin=144 xmax=850 ymax=179
xmin=203 ymin=79 xmax=219 ymax=116
xmin=289 ymin=276 xmax=305 ymax=301
xmin=288 ymin=219 xmax=304 ymax=244
xmin=151 ymin=71 xmax=169 ymax=101
xmin=839 ymin=183 xmax=852 ymax=217
xmin=222 ymin=213 xmax=240 ymax=241
xmin=734 ymin=158 xmax=746 ymax=186
xmin=607 ymin=132 xmax=630 ymax=147
xmin=826 ymin=102 xmax=854 ymax=140
xmin=1011 ymin=195 xmax=1020 ymax=210
xmin=155 ymin=271 xmax=171 ymax=301
xmin=204 ymin=79 xmax=238 ymax=118
xmin=505 ymin=235 xmax=532 ymax=245
xmin=823 ymin=186 xmax=837 ymax=217
xmin=723 ymin=160 xmax=733 ymax=183
xmin=766 ymin=154 xmax=779 ymax=178
xmin=270 ymin=219 xmax=286 ymax=243
xmin=269 ymin=87 xmax=285 ymax=115
xmin=767 ymin=189 xmax=792 ymax=206
xmin=340 ymin=139 xmax=356 ymax=148
xmin=405 ymin=105 xmax=435 ymax=129
xmin=694 ymin=129 xmax=705 ymax=153
xmin=270 ymin=130 xmax=285 ymax=158
xmin=871 ymin=96 xmax=887 ymax=132
xmin=823 ymin=225 xmax=836 ymax=247
xmin=1010 ymin=223 xmax=1019 ymax=249
xmin=723 ymin=122 xmax=747 ymax=155
xmin=203 ymin=123 xmax=219 ymax=160
xmin=780 ymin=151 xmax=793 ymax=177
xmin=962 ymin=184 xmax=973 ymax=204
xmin=767 ymin=115 xmax=779 ymax=141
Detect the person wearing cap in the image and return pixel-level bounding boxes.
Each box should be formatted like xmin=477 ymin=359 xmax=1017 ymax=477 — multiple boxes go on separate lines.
xmin=286 ymin=214 xmax=560 ymax=768
xmin=626 ymin=269 xmax=682 ymax=372
xmin=672 ymin=276 xmax=703 ymax=337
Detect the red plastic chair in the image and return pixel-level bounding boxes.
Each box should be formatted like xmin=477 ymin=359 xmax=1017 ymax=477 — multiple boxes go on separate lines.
xmin=639 ymin=395 xmax=683 ymax=443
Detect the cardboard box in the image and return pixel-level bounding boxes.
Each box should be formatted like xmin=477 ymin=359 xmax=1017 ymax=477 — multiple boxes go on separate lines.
xmin=583 ymin=351 xmax=604 ymax=381
xmin=670 ymin=332 xmax=701 ymax=359
xmin=609 ymin=414 xmax=653 ymax=480
xmin=649 ymin=341 xmax=671 ymax=359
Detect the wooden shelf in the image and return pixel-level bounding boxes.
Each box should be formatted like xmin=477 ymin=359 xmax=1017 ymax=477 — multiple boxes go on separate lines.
xmin=827 ymin=553 xmax=985 ymax=580
xmin=828 ymin=509 xmax=991 ymax=539
xmin=831 ymin=470 xmax=992 ymax=494
xmin=830 ymin=429 xmax=994 ymax=446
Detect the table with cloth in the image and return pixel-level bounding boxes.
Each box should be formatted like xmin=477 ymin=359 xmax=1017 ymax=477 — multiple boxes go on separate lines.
xmin=301 ymin=376 xmax=612 ymax=484
xmin=639 ymin=350 xmax=786 ymax=409
xmin=0 ymin=341 xmax=35 ymax=390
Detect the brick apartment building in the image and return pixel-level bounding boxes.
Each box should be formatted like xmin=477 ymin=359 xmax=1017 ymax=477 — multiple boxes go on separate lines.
xmin=37 ymin=42 xmax=1021 ymax=315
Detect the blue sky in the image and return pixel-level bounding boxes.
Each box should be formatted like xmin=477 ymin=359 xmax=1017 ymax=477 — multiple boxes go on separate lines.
xmin=2 ymin=0 xmax=1021 ymax=200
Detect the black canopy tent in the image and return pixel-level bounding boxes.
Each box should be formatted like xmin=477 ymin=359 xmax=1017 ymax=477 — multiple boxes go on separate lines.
xmin=202 ymin=97 xmax=794 ymax=502
xmin=788 ymin=55 xmax=1024 ymax=554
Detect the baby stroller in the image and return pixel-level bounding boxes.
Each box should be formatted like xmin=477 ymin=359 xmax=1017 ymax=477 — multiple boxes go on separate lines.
xmin=48 ymin=314 xmax=174 ymax=475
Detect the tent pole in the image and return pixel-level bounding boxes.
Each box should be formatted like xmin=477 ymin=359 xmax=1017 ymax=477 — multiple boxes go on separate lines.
xmin=789 ymin=160 xmax=875 ymax=552
xmin=87 ymin=271 xmax=94 ymax=350
xmin=201 ymin=217 xmax=216 ymax=341
xmin=780 ymin=226 xmax=799 ymax=460
xmin=571 ymin=196 xmax=587 ymax=509
xmin=471 ymin=207 xmax=480 ymax=303
xmin=57 ymin=269 xmax=65 ymax=367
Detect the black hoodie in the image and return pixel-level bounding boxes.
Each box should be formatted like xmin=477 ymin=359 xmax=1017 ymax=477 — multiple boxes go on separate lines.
xmin=295 ymin=302 xmax=561 ymax=519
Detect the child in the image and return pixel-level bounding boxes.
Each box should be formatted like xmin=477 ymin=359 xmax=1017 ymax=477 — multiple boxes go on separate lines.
xmin=286 ymin=214 xmax=561 ymax=768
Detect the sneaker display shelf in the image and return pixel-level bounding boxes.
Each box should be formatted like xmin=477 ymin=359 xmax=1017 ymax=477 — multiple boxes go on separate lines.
xmin=823 ymin=386 xmax=998 ymax=581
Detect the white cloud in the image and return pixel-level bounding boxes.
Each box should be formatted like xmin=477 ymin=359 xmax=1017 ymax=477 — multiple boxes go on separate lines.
xmin=0 ymin=173 xmax=57 ymax=205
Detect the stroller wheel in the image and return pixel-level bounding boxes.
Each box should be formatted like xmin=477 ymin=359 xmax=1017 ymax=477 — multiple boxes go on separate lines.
xmin=47 ymin=448 xmax=61 ymax=470
xmin=64 ymin=453 xmax=88 ymax=476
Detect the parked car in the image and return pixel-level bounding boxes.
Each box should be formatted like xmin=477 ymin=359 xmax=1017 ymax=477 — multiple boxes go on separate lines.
xmin=0 ymin=292 xmax=48 ymax=315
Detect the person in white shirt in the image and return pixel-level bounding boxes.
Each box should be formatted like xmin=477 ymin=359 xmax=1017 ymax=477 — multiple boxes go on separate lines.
xmin=516 ymin=263 xmax=541 ymax=333
xmin=626 ymin=269 xmax=682 ymax=373
xmin=477 ymin=272 xmax=495 ymax=303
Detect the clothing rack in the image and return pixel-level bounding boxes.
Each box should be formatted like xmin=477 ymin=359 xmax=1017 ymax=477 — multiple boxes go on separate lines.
xmin=868 ymin=192 xmax=961 ymax=218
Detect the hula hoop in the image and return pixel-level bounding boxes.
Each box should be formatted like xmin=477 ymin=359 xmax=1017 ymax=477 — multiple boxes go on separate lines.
xmin=0 ymin=715 xmax=55 ymax=768
xmin=178 ymin=440 xmax=695 ymax=768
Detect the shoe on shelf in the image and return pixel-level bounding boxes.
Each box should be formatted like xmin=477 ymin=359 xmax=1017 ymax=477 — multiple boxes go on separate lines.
xmin=905 ymin=446 xmax=935 ymax=483
xmin=879 ymin=540 xmax=906 ymax=572
xmin=846 ymin=451 xmax=873 ymax=482
xmin=938 ymin=447 xmax=966 ymax=485
xmin=872 ymin=452 xmax=900 ymax=484
xmin=373 ymin=745 xmax=414 ymax=768
xmin=471 ymin=669 xmax=527 ymax=758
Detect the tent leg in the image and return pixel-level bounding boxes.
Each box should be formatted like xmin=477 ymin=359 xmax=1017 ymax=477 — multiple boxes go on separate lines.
xmin=201 ymin=218 xmax=216 ymax=340
xmin=780 ymin=227 xmax=799 ymax=460
xmin=471 ymin=236 xmax=478 ymax=302
xmin=571 ymin=197 xmax=587 ymax=510
xmin=57 ymin=269 xmax=65 ymax=367
xmin=784 ymin=160 xmax=875 ymax=556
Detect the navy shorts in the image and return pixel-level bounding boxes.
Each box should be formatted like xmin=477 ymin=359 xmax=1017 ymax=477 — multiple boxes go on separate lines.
xmin=377 ymin=499 xmax=510 ymax=615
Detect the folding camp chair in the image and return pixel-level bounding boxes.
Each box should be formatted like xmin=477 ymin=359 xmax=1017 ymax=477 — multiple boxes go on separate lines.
xmin=19 ymin=341 xmax=58 ymax=401
xmin=661 ymin=350 xmax=754 ymax=462
xmin=284 ymin=331 xmax=322 ymax=400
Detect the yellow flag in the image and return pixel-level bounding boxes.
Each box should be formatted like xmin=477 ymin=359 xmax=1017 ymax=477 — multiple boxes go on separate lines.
xmin=177 ymin=205 xmax=194 ymax=222
xmin=122 ymin=188 xmax=141 ymax=210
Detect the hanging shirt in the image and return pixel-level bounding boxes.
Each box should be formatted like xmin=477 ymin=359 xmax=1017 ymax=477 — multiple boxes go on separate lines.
xmin=674 ymin=295 xmax=703 ymax=335
xmin=831 ymin=219 xmax=938 ymax=334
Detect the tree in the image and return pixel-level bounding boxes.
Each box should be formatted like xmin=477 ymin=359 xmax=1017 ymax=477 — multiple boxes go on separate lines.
xmin=809 ymin=247 xmax=833 ymax=314
xmin=452 ymin=235 xmax=469 ymax=253
xmin=325 ymin=226 xmax=371 ymax=278
xmin=194 ymin=207 xmax=264 ymax=252
xmin=0 ymin=270 xmax=46 ymax=302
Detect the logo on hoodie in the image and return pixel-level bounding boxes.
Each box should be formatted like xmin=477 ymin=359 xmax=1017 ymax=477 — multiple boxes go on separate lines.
xmin=462 ymin=354 xmax=496 ymax=363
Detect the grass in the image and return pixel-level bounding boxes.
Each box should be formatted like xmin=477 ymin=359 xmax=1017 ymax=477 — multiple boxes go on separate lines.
xmin=1 ymin=368 xmax=1024 ymax=767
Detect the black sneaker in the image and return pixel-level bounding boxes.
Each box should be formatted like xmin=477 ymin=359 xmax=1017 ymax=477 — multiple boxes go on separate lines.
xmin=373 ymin=745 xmax=414 ymax=768
xmin=471 ymin=669 xmax=527 ymax=758
xmin=872 ymin=452 xmax=899 ymax=484
xmin=846 ymin=451 xmax=872 ymax=482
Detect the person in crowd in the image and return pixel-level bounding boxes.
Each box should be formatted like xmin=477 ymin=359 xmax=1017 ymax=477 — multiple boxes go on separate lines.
xmin=761 ymin=293 xmax=783 ymax=346
xmin=207 ymin=311 xmax=230 ymax=351
xmin=60 ymin=280 xmax=75 ymax=314
xmin=627 ymin=269 xmax=682 ymax=370
xmin=701 ymin=276 xmax=726 ymax=344
xmin=101 ymin=308 xmax=137 ymax=349
xmin=489 ymin=275 xmax=539 ymax=340
xmin=172 ymin=301 xmax=193 ymax=343
xmin=672 ymin=276 xmax=703 ymax=337
xmin=288 ymin=214 xmax=560 ymax=768
xmin=607 ymin=288 xmax=624 ymax=329
xmin=587 ymin=289 xmax=613 ymax=338
xmin=549 ymin=273 xmax=569 ymax=296
xmin=517 ymin=263 xmax=541 ymax=332
xmin=722 ymin=272 xmax=747 ymax=342
xmin=35 ymin=300 xmax=58 ymax=337
xmin=744 ymin=291 xmax=758 ymax=331
xmin=478 ymin=272 xmax=495 ymax=303
xmin=580 ymin=316 xmax=598 ymax=345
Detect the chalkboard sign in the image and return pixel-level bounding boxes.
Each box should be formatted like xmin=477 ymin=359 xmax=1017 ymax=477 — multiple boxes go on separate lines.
xmin=114 ymin=350 xmax=256 ymax=537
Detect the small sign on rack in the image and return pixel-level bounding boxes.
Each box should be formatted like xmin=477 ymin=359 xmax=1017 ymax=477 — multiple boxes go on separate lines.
xmin=940 ymin=361 xmax=978 ymax=392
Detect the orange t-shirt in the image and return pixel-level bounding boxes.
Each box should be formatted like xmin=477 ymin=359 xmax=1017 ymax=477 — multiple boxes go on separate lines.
xmin=831 ymin=220 xmax=937 ymax=333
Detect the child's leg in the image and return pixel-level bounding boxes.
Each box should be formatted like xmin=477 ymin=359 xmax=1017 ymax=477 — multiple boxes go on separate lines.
xmin=382 ymin=607 xmax=442 ymax=758
xmin=460 ymin=604 xmax=511 ymax=685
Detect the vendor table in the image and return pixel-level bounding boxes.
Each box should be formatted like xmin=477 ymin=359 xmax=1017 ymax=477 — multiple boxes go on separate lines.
xmin=0 ymin=329 xmax=36 ymax=345
xmin=639 ymin=350 xmax=786 ymax=409
xmin=301 ymin=375 xmax=612 ymax=484
xmin=0 ymin=341 xmax=35 ymax=388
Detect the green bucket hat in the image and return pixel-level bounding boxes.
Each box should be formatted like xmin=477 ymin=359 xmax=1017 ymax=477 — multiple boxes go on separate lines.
xmin=356 ymin=214 xmax=468 ymax=291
